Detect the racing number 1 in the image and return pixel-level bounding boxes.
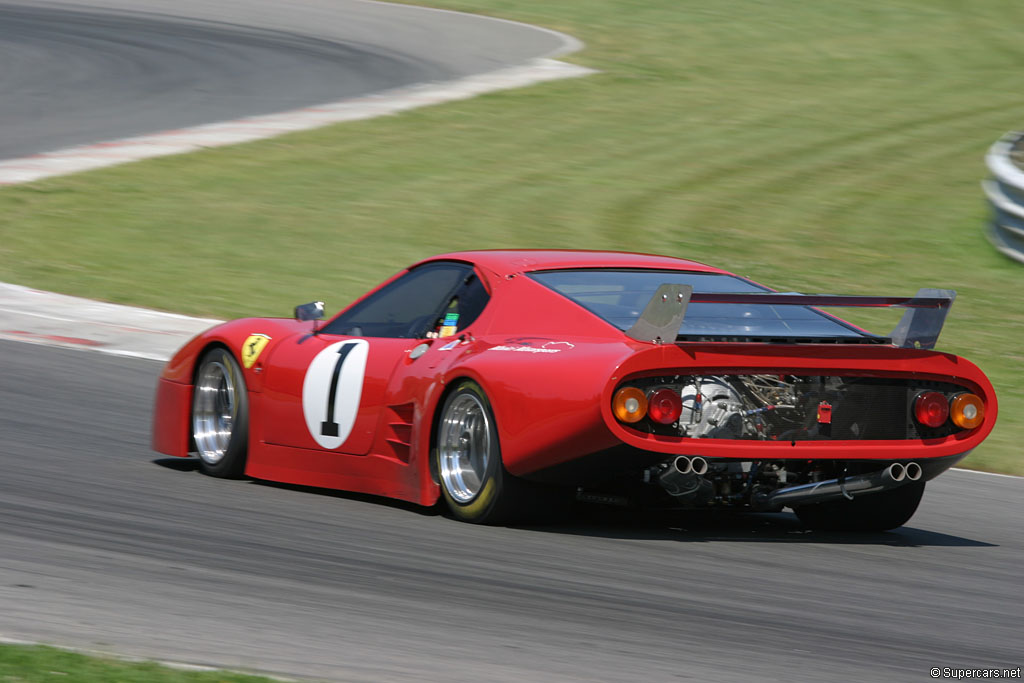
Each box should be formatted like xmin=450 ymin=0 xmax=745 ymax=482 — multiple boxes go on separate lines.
xmin=321 ymin=342 xmax=357 ymax=437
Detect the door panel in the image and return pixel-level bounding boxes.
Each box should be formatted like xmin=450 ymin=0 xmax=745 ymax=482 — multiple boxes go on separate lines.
xmin=262 ymin=334 xmax=416 ymax=455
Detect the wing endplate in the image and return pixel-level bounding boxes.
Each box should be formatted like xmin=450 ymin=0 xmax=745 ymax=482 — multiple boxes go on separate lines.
xmin=626 ymin=284 xmax=693 ymax=344
xmin=887 ymin=288 xmax=957 ymax=350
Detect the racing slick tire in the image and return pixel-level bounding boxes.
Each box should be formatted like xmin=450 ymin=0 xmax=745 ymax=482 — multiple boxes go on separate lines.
xmin=191 ymin=347 xmax=249 ymax=479
xmin=434 ymin=381 xmax=560 ymax=524
xmin=793 ymin=480 xmax=925 ymax=532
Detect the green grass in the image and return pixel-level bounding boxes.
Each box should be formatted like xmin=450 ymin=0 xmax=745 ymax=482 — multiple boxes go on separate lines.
xmin=1 ymin=0 xmax=1022 ymax=473
xmin=0 ymin=644 xmax=274 ymax=682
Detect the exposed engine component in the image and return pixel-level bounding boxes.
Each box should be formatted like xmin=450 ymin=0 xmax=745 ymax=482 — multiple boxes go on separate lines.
xmin=678 ymin=375 xmax=801 ymax=439
xmin=679 ymin=378 xmax=746 ymax=438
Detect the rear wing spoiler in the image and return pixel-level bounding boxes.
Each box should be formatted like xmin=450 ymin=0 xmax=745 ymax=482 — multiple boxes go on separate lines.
xmin=625 ymin=285 xmax=956 ymax=349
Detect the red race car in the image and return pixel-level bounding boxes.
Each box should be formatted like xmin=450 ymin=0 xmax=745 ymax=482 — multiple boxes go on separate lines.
xmin=152 ymin=250 xmax=997 ymax=530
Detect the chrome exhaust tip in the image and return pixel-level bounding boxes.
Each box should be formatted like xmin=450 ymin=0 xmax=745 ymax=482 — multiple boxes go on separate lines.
xmin=657 ymin=456 xmax=709 ymax=497
xmin=673 ymin=455 xmax=693 ymax=475
xmin=905 ymin=462 xmax=922 ymax=481
xmin=690 ymin=456 xmax=709 ymax=476
xmin=886 ymin=463 xmax=906 ymax=483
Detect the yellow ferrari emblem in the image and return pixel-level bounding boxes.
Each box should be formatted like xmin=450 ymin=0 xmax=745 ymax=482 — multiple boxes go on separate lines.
xmin=241 ymin=334 xmax=271 ymax=369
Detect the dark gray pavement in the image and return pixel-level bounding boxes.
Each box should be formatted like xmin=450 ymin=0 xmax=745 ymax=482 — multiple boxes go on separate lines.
xmin=0 ymin=339 xmax=1021 ymax=681
xmin=0 ymin=0 xmax=573 ymax=159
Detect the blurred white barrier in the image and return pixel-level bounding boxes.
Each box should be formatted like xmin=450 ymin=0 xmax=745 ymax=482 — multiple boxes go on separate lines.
xmin=983 ymin=131 xmax=1024 ymax=264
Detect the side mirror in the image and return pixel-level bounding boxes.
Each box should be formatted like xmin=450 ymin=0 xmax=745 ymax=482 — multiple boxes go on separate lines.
xmin=294 ymin=301 xmax=325 ymax=322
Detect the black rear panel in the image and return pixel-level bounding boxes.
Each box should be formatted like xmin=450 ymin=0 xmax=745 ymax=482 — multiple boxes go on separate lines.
xmin=618 ymin=374 xmax=967 ymax=441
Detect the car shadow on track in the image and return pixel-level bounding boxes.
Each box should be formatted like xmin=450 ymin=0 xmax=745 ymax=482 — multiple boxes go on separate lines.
xmin=520 ymin=505 xmax=995 ymax=547
xmin=153 ymin=457 xmax=442 ymax=517
xmin=152 ymin=458 xmax=991 ymax=547
xmin=253 ymin=480 xmax=442 ymax=517
xmin=152 ymin=457 xmax=201 ymax=472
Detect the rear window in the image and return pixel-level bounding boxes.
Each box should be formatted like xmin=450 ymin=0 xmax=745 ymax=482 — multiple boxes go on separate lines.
xmin=529 ymin=269 xmax=875 ymax=341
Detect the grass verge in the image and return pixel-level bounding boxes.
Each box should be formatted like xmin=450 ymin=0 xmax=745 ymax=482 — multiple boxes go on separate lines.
xmin=1 ymin=0 xmax=1022 ymax=473
xmin=0 ymin=644 xmax=274 ymax=682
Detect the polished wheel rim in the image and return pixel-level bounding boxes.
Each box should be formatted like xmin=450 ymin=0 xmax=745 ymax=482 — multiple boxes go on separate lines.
xmin=192 ymin=359 xmax=236 ymax=465
xmin=439 ymin=392 xmax=491 ymax=503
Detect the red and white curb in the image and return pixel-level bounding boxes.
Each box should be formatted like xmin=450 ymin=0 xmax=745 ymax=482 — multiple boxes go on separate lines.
xmin=0 ymin=58 xmax=595 ymax=186
xmin=0 ymin=282 xmax=219 ymax=361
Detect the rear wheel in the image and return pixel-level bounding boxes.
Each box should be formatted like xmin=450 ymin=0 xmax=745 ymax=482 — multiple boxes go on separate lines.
xmin=191 ymin=347 xmax=249 ymax=478
xmin=793 ymin=480 xmax=925 ymax=532
xmin=434 ymin=381 xmax=558 ymax=524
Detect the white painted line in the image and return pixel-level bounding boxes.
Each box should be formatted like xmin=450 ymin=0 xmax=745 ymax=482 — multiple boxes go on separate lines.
xmin=0 ymin=58 xmax=596 ymax=185
xmin=951 ymin=467 xmax=1024 ymax=480
xmin=0 ymin=635 xmax=37 ymax=646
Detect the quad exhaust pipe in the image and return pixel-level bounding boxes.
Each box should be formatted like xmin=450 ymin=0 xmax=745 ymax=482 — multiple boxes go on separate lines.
xmin=658 ymin=456 xmax=709 ymax=496
xmin=882 ymin=462 xmax=920 ymax=483
xmin=758 ymin=462 xmax=922 ymax=509
xmin=656 ymin=458 xmax=922 ymax=507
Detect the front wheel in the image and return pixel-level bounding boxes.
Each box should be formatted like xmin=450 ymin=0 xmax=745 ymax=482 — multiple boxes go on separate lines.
xmin=793 ymin=480 xmax=925 ymax=532
xmin=191 ymin=347 xmax=249 ymax=478
xmin=434 ymin=381 xmax=559 ymax=524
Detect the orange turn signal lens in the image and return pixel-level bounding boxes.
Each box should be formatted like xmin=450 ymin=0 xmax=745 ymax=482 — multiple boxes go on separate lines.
xmin=613 ymin=386 xmax=648 ymax=423
xmin=950 ymin=393 xmax=984 ymax=430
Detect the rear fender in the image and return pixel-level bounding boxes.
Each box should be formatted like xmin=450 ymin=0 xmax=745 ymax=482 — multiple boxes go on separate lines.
xmin=441 ymin=338 xmax=639 ymax=476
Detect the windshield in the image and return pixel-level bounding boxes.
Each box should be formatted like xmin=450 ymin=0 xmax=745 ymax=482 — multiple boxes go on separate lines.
xmin=529 ymin=269 xmax=877 ymax=341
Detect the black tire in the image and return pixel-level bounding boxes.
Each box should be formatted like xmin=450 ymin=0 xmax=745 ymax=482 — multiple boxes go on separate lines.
xmin=793 ymin=480 xmax=925 ymax=532
xmin=434 ymin=381 xmax=559 ymax=524
xmin=191 ymin=347 xmax=249 ymax=478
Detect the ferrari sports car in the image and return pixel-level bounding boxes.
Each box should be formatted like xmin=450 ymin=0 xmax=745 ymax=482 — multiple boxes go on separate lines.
xmin=152 ymin=250 xmax=997 ymax=530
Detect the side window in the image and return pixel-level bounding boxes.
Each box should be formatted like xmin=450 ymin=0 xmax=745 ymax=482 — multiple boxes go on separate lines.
xmin=451 ymin=272 xmax=489 ymax=332
xmin=322 ymin=263 xmax=471 ymax=338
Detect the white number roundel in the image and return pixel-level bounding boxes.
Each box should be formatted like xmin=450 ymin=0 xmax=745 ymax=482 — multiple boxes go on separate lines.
xmin=302 ymin=340 xmax=369 ymax=449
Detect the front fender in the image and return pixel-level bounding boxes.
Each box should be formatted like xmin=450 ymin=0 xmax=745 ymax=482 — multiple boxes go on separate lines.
xmin=153 ymin=317 xmax=313 ymax=457
xmin=159 ymin=317 xmax=313 ymax=390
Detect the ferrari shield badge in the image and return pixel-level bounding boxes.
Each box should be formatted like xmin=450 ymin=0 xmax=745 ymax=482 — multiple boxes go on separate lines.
xmin=241 ymin=334 xmax=271 ymax=369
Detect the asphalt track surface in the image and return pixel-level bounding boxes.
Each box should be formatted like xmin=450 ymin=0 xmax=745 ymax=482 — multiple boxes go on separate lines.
xmin=1 ymin=339 xmax=1022 ymax=682
xmin=0 ymin=0 xmax=570 ymax=160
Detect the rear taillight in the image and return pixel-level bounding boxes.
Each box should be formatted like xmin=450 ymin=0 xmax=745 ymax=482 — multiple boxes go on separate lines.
xmin=950 ymin=393 xmax=984 ymax=430
xmin=647 ymin=388 xmax=683 ymax=424
xmin=914 ymin=391 xmax=949 ymax=428
xmin=612 ymin=387 xmax=647 ymax=423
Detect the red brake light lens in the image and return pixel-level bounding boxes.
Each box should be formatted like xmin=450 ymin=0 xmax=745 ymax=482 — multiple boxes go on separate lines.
xmin=914 ymin=391 xmax=949 ymax=428
xmin=647 ymin=388 xmax=683 ymax=425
